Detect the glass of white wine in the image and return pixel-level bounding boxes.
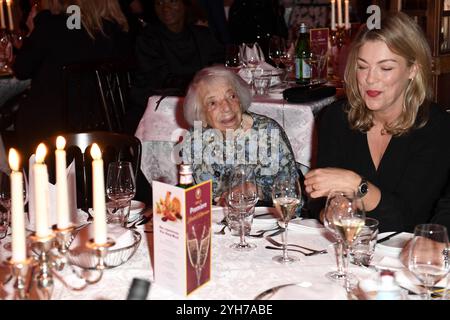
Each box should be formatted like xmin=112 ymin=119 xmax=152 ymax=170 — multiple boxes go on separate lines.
xmin=330 ymin=191 xmax=365 ymax=289
xmin=408 ymin=224 xmax=449 ymax=300
xmin=271 ymin=174 xmax=302 ymax=264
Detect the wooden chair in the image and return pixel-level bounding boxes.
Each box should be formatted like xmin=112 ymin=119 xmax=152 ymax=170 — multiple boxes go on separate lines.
xmin=61 ymin=59 xmax=131 ymax=133
xmin=42 ymin=131 xmax=141 ymax=213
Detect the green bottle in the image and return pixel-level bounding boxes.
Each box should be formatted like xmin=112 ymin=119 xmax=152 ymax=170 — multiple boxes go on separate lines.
xmin=295 ymin=23 xmax=311 ymax=84
xmin=177 ymin=164 xmax=195 ymax=189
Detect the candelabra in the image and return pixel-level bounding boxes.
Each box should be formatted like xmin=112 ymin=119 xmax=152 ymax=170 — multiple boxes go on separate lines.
xmin=329 ymin=26 xmax=351 ymax=86
xmin=3 ymin=224 xmax=115 ymax=300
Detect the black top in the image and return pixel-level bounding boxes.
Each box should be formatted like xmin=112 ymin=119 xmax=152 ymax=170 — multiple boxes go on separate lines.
xmin=12 ymin=10 xmax=131 ymax=158
xmin=315 ymin=100 xmax=450 ymax=233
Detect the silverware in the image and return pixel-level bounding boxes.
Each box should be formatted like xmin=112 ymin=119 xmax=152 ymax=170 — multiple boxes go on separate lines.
xmin=214 ymin=225 xmax=227 ymax=235
xmin=265 ymin=245 xmax=308 ymax=256
xmin=265 ymin=236 xmax=328 ymax=255
xmin=248 ymin=226 xmax=280 ymax=238
xmin=254 ymin=213 xmax=274 ymax=218
xmin=267 ymin=228 xmax=285 ymax=237
xmin=377 ymin=231 xmax=402 ymax=243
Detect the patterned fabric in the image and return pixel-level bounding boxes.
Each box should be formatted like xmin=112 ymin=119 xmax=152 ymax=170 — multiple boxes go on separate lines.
xmin=182 ymin=112 xmax=299 ymax=202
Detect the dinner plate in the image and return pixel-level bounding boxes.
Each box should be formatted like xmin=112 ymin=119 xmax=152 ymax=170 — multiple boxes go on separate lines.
xmin=376 ymin=232 xmax=413 ymax=258
xmin=255 ymin=281 xmax=347 ymax=300
xmin=286 ymin=218 xmax=325 ymax=234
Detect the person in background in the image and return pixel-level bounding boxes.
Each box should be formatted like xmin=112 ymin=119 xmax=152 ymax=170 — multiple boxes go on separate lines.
xmin=228 ymin=0 xmax=287 ymax=57
xmin=119 ymin=0 xmax=148 ymax=43
xmin=181 ymin=66 xmax=301 ymax=205
xmin=195 ymin=0 xmax=231 ymax=44
xmin=304 ymin=12 xmax=450 ymax=233
xmin=125 ymin=0 xmax=224 ymax=135
xmin=12 ymin=0 xmax=131 ymax=158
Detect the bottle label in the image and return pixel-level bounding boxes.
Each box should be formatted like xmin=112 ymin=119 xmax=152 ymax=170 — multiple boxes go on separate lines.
xmin=302 ymin=59 xmax=311 ymax=79
xmin=295 ymin=57 xmax=301 ymax=79
xmin=180 ymin=175 xmax=193 ymax=186
xmin=295 ymin=57 xmax=311 ymax=82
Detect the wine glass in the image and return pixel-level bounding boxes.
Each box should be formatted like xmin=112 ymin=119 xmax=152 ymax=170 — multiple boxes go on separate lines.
xmin=408 ymin=224 xmax=450 ymax=300
xmin=330 ymin=191 xmax=365 ymax=289
xmin=271 ymin=174 xmax=302 ymax=263
xmin=279 ymin=42 xmax=295 ymax=85
xmin=226 ymin=165 xmax=259 ymax=251
xmin=323 ymin=191 xmax=347 ymax=282
xmin=106 ymin=161 xmax=136 ymax=226
xmin=187 ymin=225 xmax=211 ymax=287
xmin=240 ymin=42 xmax=264 ymax=69
xmin=268 ymin=36 xmax=285 ymax=69
xmin=225 ymin=44 xmax=242 ymax=69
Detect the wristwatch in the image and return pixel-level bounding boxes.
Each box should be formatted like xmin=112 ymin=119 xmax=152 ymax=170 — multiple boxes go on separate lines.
xmin=357 ymin=177 xmax=369 ymax=198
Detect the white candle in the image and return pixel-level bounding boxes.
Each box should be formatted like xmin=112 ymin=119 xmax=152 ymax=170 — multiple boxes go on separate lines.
xmin=331 ymin=0 xmax=336 ymax=31
xmin=0 ymin=1 xmax=6 ymax=30
xmin=34 ymin=143 xmax=50 ymax=238
xmin=56 ymin=136 xmax=70 ymax=229
xmin=344 ymin=0 xmax=350 ymax=30
xmin=337 ymin=0 xmax=343 ymax=27
xmin=5 ymin=0 xmax=13 ymax=31
xmin=9 ymin=149 xmax=26 ymax=262
xmin=91 ymin=143 xmax=107 ymax=245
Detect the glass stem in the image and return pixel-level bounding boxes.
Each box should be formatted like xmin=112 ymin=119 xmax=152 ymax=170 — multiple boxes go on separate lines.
xmin=343 ymin=243 xmax=350 ymax=290
xmin=239 ymin=211 xmax=247 ymax=247
xmin=335 ymin=240 xmax=344 ymax=275
xmin=282 ymin=222 xmax=289 ymax=261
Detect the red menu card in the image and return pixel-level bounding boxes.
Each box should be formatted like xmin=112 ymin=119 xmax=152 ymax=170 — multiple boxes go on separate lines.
xmin=310 ymin=28 xmax=329 ymax=80
xmin=153 ymin=180 xmax=212 ymax=296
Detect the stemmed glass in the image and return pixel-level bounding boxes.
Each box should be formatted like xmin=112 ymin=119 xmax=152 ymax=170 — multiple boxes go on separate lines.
xmin=240 ymin=42 xmax=264 ymax=69
xmin=226 ymin=165 xmax=259 ymax=251
xmin=323 ymin=191 xmax=347 ymax=282
xmin=329 ymin=191 xmax=365 ymax=289
xmin=271 ymin=174 xmax=302 ymax=263
xmin=408 ymin=224 xmax=450 ymax=300
xmin=279 ymin=42 xmax=295 ymax=85
xmin=187 ymin=225 xmax=211 ymax=287
xmin=106 ymin=161 xmax=136 ymax=226
xmin=268 ymin=36 xmax=285 ymax=69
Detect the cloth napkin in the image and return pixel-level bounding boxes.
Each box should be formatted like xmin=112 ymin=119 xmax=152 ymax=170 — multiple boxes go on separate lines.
xmin=28 ymin=156 xmax=78 ymax=229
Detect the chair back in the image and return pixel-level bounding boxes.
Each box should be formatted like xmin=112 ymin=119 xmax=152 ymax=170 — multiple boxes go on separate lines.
xmin=42 ymin=131 xmax=141 ymax=212
xmin=62 ymin=59 xmax=131 ymax=133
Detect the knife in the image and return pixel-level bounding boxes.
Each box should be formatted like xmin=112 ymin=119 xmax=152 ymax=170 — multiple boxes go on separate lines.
xmin=377 ymin=231 xmax=402 ymax=243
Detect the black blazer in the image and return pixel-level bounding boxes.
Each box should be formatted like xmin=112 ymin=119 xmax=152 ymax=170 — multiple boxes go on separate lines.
xmin=314 ymin=100 xmax=450 ymax=233
xmin=13 ymin=10 xmax=131 ymax=158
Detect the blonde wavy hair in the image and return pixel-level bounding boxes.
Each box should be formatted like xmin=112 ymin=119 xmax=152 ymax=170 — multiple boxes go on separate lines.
xmin=41 ymin=0 xmax=128 ymax=39
xmin=344 ymin=12 xmax=432 ymax=136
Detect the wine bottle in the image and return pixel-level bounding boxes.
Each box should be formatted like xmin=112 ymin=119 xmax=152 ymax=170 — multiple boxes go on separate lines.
xmin=126 ymin=278 xmax=151 ymax=300
xmin=177 ymin=164 xmax=195 ymax=189
xmin=295 ymin=23 xmax=311 ymax=84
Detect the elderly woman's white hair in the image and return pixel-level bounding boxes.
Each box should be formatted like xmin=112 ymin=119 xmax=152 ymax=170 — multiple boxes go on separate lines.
xmin=183 ymin=66 xmax=253 ymax=126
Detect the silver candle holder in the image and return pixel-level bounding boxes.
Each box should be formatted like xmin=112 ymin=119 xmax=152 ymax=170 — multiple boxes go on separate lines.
xmin=4 ymin=257 xmax=34 ymax=300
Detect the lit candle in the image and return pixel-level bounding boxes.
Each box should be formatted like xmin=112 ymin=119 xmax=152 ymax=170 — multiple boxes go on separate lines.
xmin=331 ymin=0 xmax=336 ymax=31
xmin=337 ymin=0 xmax=343 ymax=28
xmin=0 ymin=1 xmax=6 ymax=30
xmin=5 ymin=0 xmax=13 ymax=31
xmin=56 ymin=136 xmax=70 ymax=229
xmin=91 ymin=143 xmax=107 ymax=245
xmin=344 ymin=0 xmax=350 ymax=30
xmin=9 ymin=148 xmax=26 ymax=262
xmin=34 ymin=143 xmax=50 ymax=238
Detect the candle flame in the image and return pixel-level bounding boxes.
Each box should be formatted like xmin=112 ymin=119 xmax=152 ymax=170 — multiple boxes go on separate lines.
xmin=90 ymin=143 xmax=102 ymax=160
xmin=8 ymin=148 xmax=19 ymax=171
xmin=35 ymin=143 xmax=47 ymax=163
xmin=56 ymin=136 xmax=66 ymax=150
xmin=5 ymin=0 xmax=10 ymax=5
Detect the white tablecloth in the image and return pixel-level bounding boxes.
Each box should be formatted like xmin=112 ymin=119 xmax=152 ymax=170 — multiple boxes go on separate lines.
xmin=135 ymin=95 xmax=337 ymax=185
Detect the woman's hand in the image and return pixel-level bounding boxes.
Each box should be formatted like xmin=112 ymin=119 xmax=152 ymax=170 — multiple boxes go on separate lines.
xmin=304 ymin=167 xmax=361 ymax=198
xmin=26 ymin=5 xmax=39 ymax=35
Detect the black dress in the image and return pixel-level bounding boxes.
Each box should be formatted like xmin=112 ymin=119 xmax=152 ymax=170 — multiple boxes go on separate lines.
xmin=314 ymin=100 xmax=450 ymax=233
xmin=12 ymin=10 xmax=131 ymax=158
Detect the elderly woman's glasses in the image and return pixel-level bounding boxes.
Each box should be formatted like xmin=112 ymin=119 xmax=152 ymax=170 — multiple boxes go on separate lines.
xmin=205 ymin=93 xmax=239 ymax=112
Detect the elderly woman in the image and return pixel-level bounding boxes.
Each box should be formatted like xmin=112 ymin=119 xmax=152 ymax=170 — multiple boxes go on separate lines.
xmin=305 ymin=13 xmax=450 ymax=232
xmin=182 ymin=65 xmax=300 ymax=204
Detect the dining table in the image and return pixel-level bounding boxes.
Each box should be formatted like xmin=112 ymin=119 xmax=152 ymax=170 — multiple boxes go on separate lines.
xmin=0 ymin=208 xmax=429 ymax=301
xmin=135 ymin=93 xmax=337 ymax=186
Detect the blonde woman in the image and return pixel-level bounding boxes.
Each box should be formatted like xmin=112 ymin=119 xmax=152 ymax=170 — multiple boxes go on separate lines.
xmin=304 ymin=12 xmax=450 ymax=232
xmin=13 ymin=0 xmax=131 ymax=158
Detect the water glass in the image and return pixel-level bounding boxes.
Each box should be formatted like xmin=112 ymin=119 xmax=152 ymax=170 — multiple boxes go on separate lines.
xmin=226 ymin=206 xmax=255 ymax=236
xmin=106 ymin=199 xmax=130 ymax=226
xmin=252 ymin=71 xmax=271 ymax=96
xmin=350 ymin=217 xmax=379 ymax=267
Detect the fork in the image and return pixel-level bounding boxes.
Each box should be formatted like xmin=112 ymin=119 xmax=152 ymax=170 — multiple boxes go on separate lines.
xmin=248 ymin=226 xmax=281 ymax=238
xmin=265 ymin=236 xmax=328 ymax=255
